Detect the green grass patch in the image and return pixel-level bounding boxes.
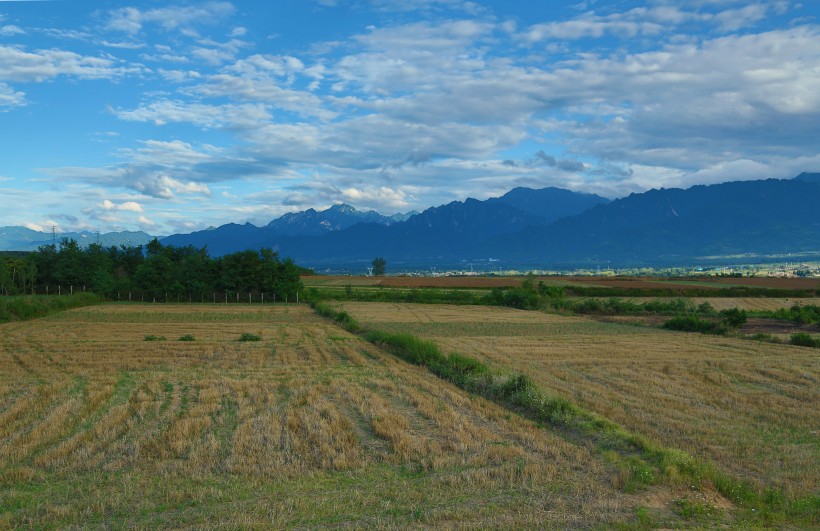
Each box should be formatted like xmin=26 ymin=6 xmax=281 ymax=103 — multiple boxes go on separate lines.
xmin=0 ymin=293 xmax=101 ymax=323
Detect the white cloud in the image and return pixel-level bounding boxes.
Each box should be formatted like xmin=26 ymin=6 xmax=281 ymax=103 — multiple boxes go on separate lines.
xmin=0 ymin=44 xmax=142 ymax=83
xmin=99 ymin=199 xmax=144 ymax=212
xmin=134 ymin=174 xmax=211 ymax=199
xmin=114 ymin=100 xmax=271 ymax=129
xmin=0 ymin=82 xmax=25 ymax=108
xmin=23 ymin=222 xmax=47 ymax=232
xmin=105 ymin=2 xmax=236 ymax=35
xmin=0 ymin=25 xmax=24 ymax=37
xmin=137 ymin=215 xmax=158 ymax=229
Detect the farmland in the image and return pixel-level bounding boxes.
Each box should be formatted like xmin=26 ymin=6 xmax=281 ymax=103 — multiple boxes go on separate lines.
xmin=0 ymin=303 xmax=679 ymax=528
xmin=303 ymin=274 xmax=820 ymax=291
xmin=342 ymin=302 xmax=820 ymax=499
xmin=1 ymin=298 xmax=817 ymax=527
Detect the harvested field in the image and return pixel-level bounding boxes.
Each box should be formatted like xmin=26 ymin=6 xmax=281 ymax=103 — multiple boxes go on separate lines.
xmin=689 ymin=297 xmax=820 ymax=311
xmin=565 ymin=276 xmax=819 ymax=290
xmin=0 ymin=303 xmax=685 ymax=528
xmin=303 ymin=274 xmax=819 ymax=292
xmin=343 ymin=302 xmax=820 ymax=498
xmin=574 ymin=296 xmax=820 ymax=311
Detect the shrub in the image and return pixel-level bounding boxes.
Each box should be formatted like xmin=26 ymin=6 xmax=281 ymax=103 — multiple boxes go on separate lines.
xmin=239 ymin=333 xmax=261 ymax=342
xmin=144 ymin=335 xmax=167 ymax=341
xmin=789 ymin=333 xmax=820 ymax=348
xmin=178 ymin=334 xmax=195 ymax=341
xmin=720 ymin=308 xmax=747 ymax=328
xmin=663 ymin=315 xmax=727 ymax=335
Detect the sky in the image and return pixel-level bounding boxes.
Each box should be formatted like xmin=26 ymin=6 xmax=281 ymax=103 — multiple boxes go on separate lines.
xmin=1 ymin=0 xmax=819 ymax=236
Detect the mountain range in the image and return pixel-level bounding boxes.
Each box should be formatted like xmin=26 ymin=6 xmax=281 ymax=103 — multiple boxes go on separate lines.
xmin=3 ymin=175 xmax=818 ymax=269
xmin=0 ymin=227 xmax=153 ymax=253
xmin=160 ymin=175 xmax=820 ymax=268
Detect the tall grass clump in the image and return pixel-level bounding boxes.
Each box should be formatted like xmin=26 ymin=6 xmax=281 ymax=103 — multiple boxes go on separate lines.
xmin=663 ymin=315 xmax=728 ymax=335
xmin=0 ymin=293 xmax=101 ymax=324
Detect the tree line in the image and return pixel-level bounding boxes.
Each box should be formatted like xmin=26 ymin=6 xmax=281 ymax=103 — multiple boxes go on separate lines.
xmin=1 ymin=238 xmax=308 ymax=300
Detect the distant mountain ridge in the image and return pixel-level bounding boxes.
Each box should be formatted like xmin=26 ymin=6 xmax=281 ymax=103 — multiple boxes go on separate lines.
xmin=237 ymin=177 xmax=819 ymax=268
xmin=0 ymin=227 xmax=153 ymax=252
xmin=160 ymin=203 xmax=418 ymax=255
xmin=3 ymin=176 xmax=818 ymax=269
xmin=265 ymin=203 xmax=410 ymax=236
xmin=490 ymin=186 xmax=609 ymax=222
xmin=160 ymin=187 xmax=611 ymax=260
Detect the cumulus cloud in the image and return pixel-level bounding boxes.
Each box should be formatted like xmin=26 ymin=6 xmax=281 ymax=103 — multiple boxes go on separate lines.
xmin=10 ymin=1 xmax=820 ymax=232
xmin=105 ymin=2 xmax=236 ymax=35
xmin=137 ymin=215 xmax=158 ymax=229
xmin=114 ymin=100 xmax=271 ymax=129
xmin=0 ymin=25 xmax=25 ymax=37
xmin=99 ymin=199 xmax=144 ymax=212
xmin=134 ymin=174 xmax=211 ymax=199
xmin=0 ymin=82 xmax=25 ymax=109
xmin=0 ymin=44 xmax=142 ymax=83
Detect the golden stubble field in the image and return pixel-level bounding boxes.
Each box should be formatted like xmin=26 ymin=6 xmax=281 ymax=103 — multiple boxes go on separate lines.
xmin=342 ymin=302 xmax=820 ymax=498
xmin=0 ymin=303 xmax=681 ymax=528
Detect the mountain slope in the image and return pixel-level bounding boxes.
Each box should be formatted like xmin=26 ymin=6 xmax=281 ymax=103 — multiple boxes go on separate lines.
xmin=490 ymin=186 xmax=609 ymax=223
xmin=490 ymin=178 xmax=820 ymax=264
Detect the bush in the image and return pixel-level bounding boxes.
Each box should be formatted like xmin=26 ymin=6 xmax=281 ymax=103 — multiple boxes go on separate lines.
xmin=720 ymin=308 xmax=747 ymax=328
xmin=663 ymin=315 xmax=727 ymax=335
xmin=178 ymin=334 xmax=195 ymax=341
xmin=789 ymin=333 xmax=820 ymax=348
xmin=239 ymin=333 xmax=261 ymax=342
xmin=144 ymin=335 xmax=167 ymax=341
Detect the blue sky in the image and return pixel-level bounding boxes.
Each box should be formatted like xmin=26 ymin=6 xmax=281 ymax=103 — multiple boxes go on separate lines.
xmin=1 ymin=0 xmax=818 ymax=235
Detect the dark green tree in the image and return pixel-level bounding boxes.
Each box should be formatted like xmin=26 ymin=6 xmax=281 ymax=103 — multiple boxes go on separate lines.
xmin=372 ymin=257 xmax=386 ymax=276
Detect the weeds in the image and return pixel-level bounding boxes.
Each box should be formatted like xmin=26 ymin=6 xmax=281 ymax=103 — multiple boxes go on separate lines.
xmin=0 ymin=293 xmax=101 ymax=324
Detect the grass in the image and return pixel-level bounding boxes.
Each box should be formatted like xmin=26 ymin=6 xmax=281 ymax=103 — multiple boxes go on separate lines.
xmin=0 ymin=303 xmax=685 ymax=528
xmin=0 ymin=293 xmax=100 ymax=324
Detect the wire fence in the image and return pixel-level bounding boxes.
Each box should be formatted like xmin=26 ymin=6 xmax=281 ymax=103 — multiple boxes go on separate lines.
xmin=17 ymin=286 xmax=303 ymax=304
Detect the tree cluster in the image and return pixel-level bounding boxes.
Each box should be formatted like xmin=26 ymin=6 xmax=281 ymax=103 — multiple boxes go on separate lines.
xmin=5 ymin=238 xmax=307 ymax=300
